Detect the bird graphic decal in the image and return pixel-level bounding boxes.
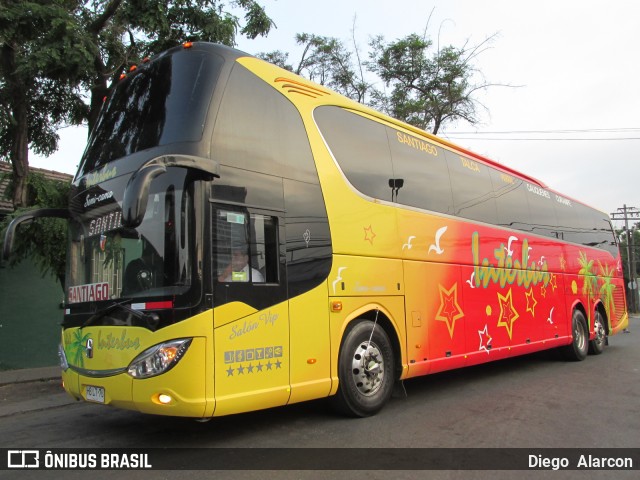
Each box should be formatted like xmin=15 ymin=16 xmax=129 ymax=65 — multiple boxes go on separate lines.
xmin=504 ymin=236 xmax=518 ymax=257
xmin=428 ymin=226 xmax=448 ymax=255
xmin=332 ymin=267 xmax=347 ymax=294
xmin=402 ymin=236 xmax=416 ymax=250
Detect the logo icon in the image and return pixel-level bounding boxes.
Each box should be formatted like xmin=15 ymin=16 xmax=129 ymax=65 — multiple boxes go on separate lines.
xmin=7 ymin=450 xmax=39 ymax=468
xmin=85 ymin=338 xmax=94 ymax=359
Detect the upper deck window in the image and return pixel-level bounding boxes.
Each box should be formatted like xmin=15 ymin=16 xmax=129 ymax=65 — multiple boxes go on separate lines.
xmin=78 ymin=49 xmax=223 ymax=176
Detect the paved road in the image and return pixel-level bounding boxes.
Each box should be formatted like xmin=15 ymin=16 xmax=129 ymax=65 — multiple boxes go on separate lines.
xmin=1 ymin=316 xmax=638 ymax=479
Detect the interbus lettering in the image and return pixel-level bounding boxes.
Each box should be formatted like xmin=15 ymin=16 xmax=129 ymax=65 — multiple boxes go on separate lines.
xmin=472 ymin=232 xmax=550 ymax=289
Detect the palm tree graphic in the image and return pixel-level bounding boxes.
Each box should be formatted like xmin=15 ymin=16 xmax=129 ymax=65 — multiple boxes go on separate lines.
xmin=578 ymin=251 xmax=598 ymax=297
xmin=598 ymin=261 xmax=617 ymax=320
xmin=67 ymin=329 xmax=91 ymax=368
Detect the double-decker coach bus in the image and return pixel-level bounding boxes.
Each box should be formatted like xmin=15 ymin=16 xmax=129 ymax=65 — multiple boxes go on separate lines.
xmin=3 ymin=42 xmax=628 ymax=418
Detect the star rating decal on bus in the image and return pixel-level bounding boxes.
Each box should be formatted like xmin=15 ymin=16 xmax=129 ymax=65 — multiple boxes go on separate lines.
xmin=224 ymin=345 xmax=283 ymax=377
xmin=226 ymin=360 xmax=283 ymax=377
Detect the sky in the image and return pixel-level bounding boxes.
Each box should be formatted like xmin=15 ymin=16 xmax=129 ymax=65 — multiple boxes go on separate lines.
xmin=30 ymin=0 xmax=640 ymax=224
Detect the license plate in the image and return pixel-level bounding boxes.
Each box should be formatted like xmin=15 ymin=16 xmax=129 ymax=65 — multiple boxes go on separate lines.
xmin=85 ymin=385 xmax=105 ymax=403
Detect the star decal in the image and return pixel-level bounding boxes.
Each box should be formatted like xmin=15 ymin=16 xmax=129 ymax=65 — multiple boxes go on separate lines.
xmin=478 ymin=324 xmax=492 ymax=354
xmin=497 ymin=289 xmax=519 ymax=340
xmin=549 ymin=274 xmax=558 ymax=291
xmin=435 ymin=283 xmax=464 ymax=338
xmin=363 ymin=225 xmax=376 ymax=245
xmin=540 ymin=285 xmax=547 ymax=298
xmin=226 ymin=366 xmax=234 ymax=377
xmin=525 ymin=287 xmax=537 ymax=317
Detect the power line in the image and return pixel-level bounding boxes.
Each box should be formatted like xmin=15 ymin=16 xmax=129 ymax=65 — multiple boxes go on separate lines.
xmin=447 ymin=127 xmax=640 ymax=134
xmin=443 ymin=127 xmax=640 ymax=141
xmin=443 ymin=137 xmax=640 ymax=141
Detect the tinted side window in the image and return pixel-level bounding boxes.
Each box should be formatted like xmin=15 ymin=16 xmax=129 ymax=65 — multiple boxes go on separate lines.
xmin=212 ymin=64 xmax=317 ymax=183
xmin=523 ymin=183 xmax=559 ymax=238
xmin=315 ymin=107 xmax=393 ymax=201
xmin=446 ymin=152 xmax=497 ymax=224
xmin=553 ymin=194 xmax=577 ymax=243
xmin=489 ymin=169 xmax=532 ymax=231
xmin=387 ymin=128 xmax=454 ymax=214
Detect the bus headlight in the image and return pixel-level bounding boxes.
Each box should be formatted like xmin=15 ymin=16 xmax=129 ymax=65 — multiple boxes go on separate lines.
xmin=58 ymin=344 xmax=69 ymax=371
xmin=127 ymin=338 xmax=193 ymax=379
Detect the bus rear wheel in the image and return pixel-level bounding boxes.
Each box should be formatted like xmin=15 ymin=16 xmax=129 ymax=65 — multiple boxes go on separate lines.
xmin=562 ymin=310 xmax=589 ymax=361
xmin=330 ymin=320 xmax=395 ymax=417
xmin=588 ymin=310 xmax=607 ymax=355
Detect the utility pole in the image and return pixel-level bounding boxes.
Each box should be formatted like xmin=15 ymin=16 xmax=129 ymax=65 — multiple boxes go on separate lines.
xmin=611 ymin=205 xmax=639 ymax=313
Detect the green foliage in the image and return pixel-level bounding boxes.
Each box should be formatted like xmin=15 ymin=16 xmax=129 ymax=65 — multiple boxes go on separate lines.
xmin=0 ymin=172 xmax=70 ymax=289
xmin=261 ymin=28 xmax=498 ymax=134
xmin=0 ymin=0 xmax=95 ymax=156
xmin=368 ymin=34 xmax=483 ymax=134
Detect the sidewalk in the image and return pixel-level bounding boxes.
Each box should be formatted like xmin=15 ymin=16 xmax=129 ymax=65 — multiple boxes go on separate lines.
xmin=0 ymin=365 xmax=60 ymax=387
xmin=0 ymin=367 xmax=75 ymax=418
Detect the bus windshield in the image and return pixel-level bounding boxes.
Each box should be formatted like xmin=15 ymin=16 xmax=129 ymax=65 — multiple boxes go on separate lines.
xmin=66 ymin=169 xmax=193 ymax=305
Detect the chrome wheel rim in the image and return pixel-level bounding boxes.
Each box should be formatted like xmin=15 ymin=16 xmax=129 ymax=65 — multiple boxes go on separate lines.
xmin=350 ymin=341 xmax=385 ymax=396
xmin=593 ymin=315 xmax=606 ymax=348
xmin=575 ymin=319 xmax=587 ymax=351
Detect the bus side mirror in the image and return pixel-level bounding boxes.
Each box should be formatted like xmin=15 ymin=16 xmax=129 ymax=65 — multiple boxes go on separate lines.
xmin=2 ymin=208 xmax=70 ymax=262
xmin=121 ymin=155 xmax=219 ymax=228
xmin=122 ymin=164 xmax=166 ymax=228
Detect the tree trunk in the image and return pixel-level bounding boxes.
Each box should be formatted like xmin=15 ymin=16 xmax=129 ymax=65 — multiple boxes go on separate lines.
xmin=2 ymin=42 xmax=30 ymax=208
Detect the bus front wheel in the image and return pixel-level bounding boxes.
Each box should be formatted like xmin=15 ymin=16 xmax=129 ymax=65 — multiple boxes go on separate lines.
xmin=330 ymin=320 xmax=395 ymax=417
xmin=562 ymin=310 xmax=589 ymax=361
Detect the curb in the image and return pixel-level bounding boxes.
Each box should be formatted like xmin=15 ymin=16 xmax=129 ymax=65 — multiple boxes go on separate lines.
xmin=0 ymin=366 xmax=60 ymax=387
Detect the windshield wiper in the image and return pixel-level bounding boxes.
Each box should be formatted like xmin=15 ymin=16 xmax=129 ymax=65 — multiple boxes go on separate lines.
xmin=82 ymin=299 xmax=133 ymax=328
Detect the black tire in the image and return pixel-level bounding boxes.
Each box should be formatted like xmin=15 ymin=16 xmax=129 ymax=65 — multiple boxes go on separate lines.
xmin=588 ymin=310 xmax=607 ymax=355
xmin=562 ymin=310 xmax=589 ymax=361
xmin=330 ymin=320 xmax=395 ymax=417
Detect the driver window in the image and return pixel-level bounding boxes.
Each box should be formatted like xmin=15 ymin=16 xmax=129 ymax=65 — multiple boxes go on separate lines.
xmin=214 ymin=208 xmax=278 ymax=284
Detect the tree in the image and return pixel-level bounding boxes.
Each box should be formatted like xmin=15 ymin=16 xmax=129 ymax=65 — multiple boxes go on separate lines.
xmin=1 ymin=0 xmax=93 ymax=208
xmin=0 ymin=172 xmax=71 ymax=289
xmin=0 ymin=1 xmax=274 ymax=209
xmin=259 ymin=32 xmax=371 ymax=103
xmin=368 ymin=32 xmax=499 ymax=134
xmin=617 ymin=223 xmax=640 ymax=311
xmin=80 ymin=0 xmax=275 ymax=133
xmin=260 ymin=22 xmax=500 ymax=134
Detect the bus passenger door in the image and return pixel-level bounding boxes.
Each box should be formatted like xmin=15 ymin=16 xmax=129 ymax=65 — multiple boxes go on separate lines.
xmin=210 ymin=206 xmax=290 ymax=416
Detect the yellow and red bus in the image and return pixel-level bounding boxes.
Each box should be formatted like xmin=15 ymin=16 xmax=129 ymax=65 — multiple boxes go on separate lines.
xmin=4 ymin=42 xmax=628 ymax=418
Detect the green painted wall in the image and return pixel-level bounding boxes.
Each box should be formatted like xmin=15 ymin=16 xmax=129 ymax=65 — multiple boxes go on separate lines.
xmin=0 ymin=259 xmax=63 ymax=370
